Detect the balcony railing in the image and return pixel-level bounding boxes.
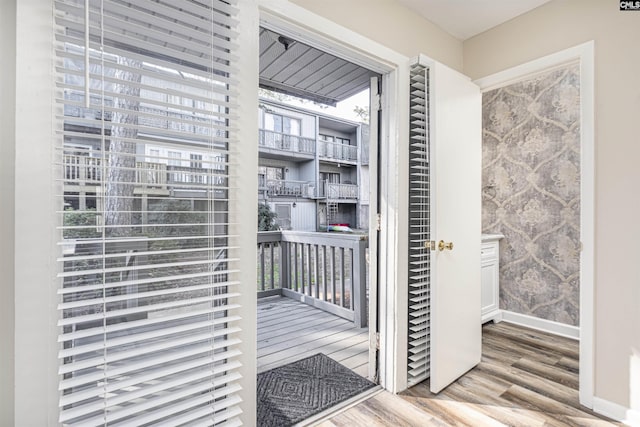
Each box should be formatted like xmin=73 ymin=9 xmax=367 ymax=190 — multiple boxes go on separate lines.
xmin=318 ymin=181 xmax=359 ymax=200
xmin=166 ymin=165 xmax=226 ymax=186
xmin=258 ymin=129 xmax=315 ymax=155
xmin=257 ymin=230 xmax=368 ymax=327
xmin=265 ymin=179 xmax=315 ymax=198
xmin=64 ymin=154 xmax=167 ymax=187
xmin=318 ymin=140 xmax=358 ymax=162
xmin=64 ymin=154 xmax=228 ymax=189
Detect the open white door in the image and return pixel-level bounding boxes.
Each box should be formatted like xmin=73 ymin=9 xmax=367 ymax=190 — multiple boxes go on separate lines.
xmin=406 ymin=58 xmax=481 ymax=392
xmin=368 ymin=76 xmax=380 ymax=381
xmin=429 ymin=61 xmax=482 ymax=393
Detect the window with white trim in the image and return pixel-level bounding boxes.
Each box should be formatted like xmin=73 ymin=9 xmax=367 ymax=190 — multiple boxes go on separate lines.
xmin=264 ymin=112 xmax=301 ymax=136
xmin=55 ymin=0 xmax=243 ymax=425
xmin=168 ymin=151 xmax=182 ymax=167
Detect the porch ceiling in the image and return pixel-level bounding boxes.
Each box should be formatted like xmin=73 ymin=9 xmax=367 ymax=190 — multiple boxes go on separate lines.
xmin=259 ymin=27 xmax=379 ymax=106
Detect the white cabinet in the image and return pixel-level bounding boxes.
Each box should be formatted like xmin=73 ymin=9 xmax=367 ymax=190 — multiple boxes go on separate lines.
xmin=481 ymin=234 xmax=503 ymax=323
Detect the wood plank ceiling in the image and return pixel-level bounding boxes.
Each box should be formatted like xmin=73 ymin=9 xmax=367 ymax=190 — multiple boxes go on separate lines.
xmin=259 ymin=27 xmax=379 ymax=106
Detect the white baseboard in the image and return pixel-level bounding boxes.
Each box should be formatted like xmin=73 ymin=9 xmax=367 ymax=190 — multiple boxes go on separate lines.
xmin=628 ymin=409 xmax=640 ymax=427
xmin=498 ymin=310 xmax=580 ymax=340
xmin=593 ymin=397 xmax=640 ymax=426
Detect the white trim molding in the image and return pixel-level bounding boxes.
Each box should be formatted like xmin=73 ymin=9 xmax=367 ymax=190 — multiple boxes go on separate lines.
xmin=593 ymin=397 xmax=640 ymax=427
xmin=474 ymin=41 xmax=595 ymax=409
xmin=499 ymin=310 xmax=580 ymax=340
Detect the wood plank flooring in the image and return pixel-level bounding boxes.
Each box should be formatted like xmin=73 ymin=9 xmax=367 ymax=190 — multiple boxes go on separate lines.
xmin=318 ymin=322 xmax=622 ymax=426
xmin=257 ymin=296 xmax=369 ymax=377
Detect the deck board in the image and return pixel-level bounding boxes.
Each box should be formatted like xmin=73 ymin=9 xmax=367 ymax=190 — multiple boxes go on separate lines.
xmin=257 ymin=296 xmax=369 ymax=376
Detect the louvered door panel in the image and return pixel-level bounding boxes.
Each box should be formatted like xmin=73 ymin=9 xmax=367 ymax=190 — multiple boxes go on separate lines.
xmin=407 ymin=63 xmax=431 ymax=387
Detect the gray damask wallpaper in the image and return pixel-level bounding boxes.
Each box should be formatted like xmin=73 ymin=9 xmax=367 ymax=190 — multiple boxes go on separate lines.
xmin=482 ymin=63 xmax=581 ymax=326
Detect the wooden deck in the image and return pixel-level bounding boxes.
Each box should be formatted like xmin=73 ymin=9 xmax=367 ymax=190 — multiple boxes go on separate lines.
xmin=319 ymin=322 xmax=622 ymax=427
xmin=257 ymin=296 xmax=369 ymax=377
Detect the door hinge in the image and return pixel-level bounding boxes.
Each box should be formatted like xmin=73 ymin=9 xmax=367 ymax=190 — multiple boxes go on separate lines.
xmin=375 ymin=332 xmax=380 ymax=350
xmin=376 ymin=213 xmax=381 ymax=231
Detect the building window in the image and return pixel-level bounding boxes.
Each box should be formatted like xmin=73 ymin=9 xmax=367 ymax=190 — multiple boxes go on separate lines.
xmin=168 ymin=151 xmax=181 ymax=166
xmin=190 ymin=153 xmax=203 ymax=169
xmin=320 ymin=172 xmax=340 ymax=184
xmin=258 ymin=166 xmax=284 ymax=181
xmin=320 ymin=134 xmax=350 ymax=145
xmin=148 ymin=149 xmax=160 ymax=163
xmin=275 ymin=204 xmax=292 ymax=230
xmin=265 ymin=112 xmax=301 ymax=135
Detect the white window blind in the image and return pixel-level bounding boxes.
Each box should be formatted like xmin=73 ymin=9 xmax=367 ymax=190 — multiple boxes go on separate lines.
xmin=407 ymin=63 xmax=431 ymax=387
xmin=55 ymin=0 xmax=243 ymax=425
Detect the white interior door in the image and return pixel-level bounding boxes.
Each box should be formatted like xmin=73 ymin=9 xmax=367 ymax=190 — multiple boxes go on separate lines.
xmin=429 ymin=61 xmax=482 ymax=393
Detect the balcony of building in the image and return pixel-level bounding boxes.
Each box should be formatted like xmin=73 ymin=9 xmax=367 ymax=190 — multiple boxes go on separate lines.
xmin=258 ymin=129 xmax=315 ymax=162
xmin=258 ymin=176 xmax=316 ymax=199
xmin=257 ymin=230 xmax=368 ymax=323
xmin=318 ymin=140 xmax=358 ymax=164
xmin=256 ymin=229 xmax=371 ymax=375
xmin=317 ymin=181 xmax=359 ymax=203
xmin=63 ymin=153 xmax=230 ymax=198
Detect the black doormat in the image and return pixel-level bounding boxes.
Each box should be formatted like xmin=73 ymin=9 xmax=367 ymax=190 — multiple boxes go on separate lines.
xmin=257 ymin=353 xmax=376 ymax=426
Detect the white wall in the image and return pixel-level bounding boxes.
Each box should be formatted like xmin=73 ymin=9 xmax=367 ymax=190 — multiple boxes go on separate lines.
xmin=464 ymin=0 xmax=640 ymax=413
xmin=0 ymin=0 xmax=16 ymax=424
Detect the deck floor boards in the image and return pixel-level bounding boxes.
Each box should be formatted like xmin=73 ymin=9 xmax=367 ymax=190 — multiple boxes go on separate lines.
xmin=257 ymin=296 xmax=369 ymax=376
xmin=319 ymin=322 xmax=622 ymax=427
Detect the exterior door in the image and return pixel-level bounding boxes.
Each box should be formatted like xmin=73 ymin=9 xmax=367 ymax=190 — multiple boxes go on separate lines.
xmin=429 ymin=61 xmax=482 ymax=393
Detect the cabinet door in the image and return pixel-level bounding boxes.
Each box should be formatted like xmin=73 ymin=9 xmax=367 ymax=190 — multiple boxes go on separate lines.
xmin=481 ymin=261 xmax=498 ymax=319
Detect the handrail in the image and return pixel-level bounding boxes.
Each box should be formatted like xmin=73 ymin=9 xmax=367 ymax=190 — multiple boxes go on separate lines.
xmin=256 ymin=230 xmax=368 ymax=327
xmin=318 ymin=181 xmax=359 ymax=200
xmin=265 ymin=179 xmax=315 ymax=198
xmin=318 ymin=140 xmax=358 ymax=162
xmin=63 ymin=154 xmax=167 ymax=188
xmin=258 ymin=129 xmax=315 ymax=155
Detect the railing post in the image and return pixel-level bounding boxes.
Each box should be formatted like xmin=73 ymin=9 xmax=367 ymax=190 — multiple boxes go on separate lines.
xmin=280 ymin=237 xmax=290 ymax=290
xmin=352 ymin=237 xmax=368 ymax=328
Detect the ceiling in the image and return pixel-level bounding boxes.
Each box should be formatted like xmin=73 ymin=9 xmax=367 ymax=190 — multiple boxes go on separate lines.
xmin=258 ymin=2 xmax=552 ymax=104
xmin=395 ymin=0 xmax=552 ymax=40
xmin=259 ymin=27 xmax=380 ymax=106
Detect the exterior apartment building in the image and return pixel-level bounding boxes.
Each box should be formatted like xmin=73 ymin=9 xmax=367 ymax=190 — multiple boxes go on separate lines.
xmin=258 ymin=99 xmax=370 ymax=231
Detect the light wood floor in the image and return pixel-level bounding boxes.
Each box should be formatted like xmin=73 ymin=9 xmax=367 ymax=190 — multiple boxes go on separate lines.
xmin=257 ymin=296 xmax=369 ymax=377
xmin=318 ymin=322 xmax=622 ymax=427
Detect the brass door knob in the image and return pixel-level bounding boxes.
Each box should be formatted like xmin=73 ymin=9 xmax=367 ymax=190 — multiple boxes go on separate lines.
xmin=438 ymin=240 xmax=453 ymax=251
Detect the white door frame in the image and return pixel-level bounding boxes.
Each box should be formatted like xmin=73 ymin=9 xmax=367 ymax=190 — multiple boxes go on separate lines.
xmin=258 ymin=0 xmax=411 ymax=393
xmin=473 ymin=41 xmax=596 ymax=408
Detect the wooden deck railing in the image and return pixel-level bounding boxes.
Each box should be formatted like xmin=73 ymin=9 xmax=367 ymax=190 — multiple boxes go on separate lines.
xmin=257 ymin=230 xmax=368 ymax=327
xmin=63 ymin=154 xmax=230 ymax=189
xmin=64 ymin=154 xmax=168 ymax=187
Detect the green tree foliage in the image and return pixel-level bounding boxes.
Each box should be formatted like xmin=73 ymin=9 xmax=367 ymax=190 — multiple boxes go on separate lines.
xmin=63 ymin=208 xmax=101 ymax=239
xmin=258 ymin=203 xmax=279 ymax=231
xmin=353 ymin=105 xmax=369 ymax=123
